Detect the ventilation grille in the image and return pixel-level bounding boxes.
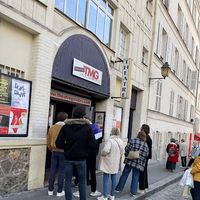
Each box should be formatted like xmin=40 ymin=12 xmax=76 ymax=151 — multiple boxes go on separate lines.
xmin=0 ymin=64 xmax=25 ymax=78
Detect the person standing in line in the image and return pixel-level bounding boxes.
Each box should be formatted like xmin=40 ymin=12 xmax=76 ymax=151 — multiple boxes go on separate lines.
xmin=73 ymin=116 xmax=102 ymax=198
xmin=190 ymin=154 xmax=200 ymax=200
xmin=180 ymin=139 xmax=188 ymax=168
xmin=115 ymin=131 xmax=149 ymax=196
xmin=56 ymin=106 xmax=97 ymax=200
xmin=166 ymin=138 xmax=179 ymax=172
xmin=97 ymin=128 xmax=124 ymax=200
xmin=47 ymin=112 xmax=68 ymax=197
xmin=138 ymin=124 xmax=152 ymax=194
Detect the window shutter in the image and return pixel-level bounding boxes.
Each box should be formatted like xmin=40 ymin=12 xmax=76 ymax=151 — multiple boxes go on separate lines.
xmin=177 ymin=95 xmax=180 ymax=118
xmin=178 ymin=55 xmax=183 ymax=79
xmin=170 ymin=44 xmax=175 ymax=71
xmin=166 ymin=37 xmax=171 ymax=64
xmin=190 ymin=71 xmax=198 ymax=91
xmin=156 ymin=23 xmax=163 ymax=57
xmin=184 ymin=100 xmax=188 ymax=121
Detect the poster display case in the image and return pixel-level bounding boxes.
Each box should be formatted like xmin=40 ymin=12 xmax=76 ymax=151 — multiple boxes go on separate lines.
xmin=0 ymin=73 xmax=31 ymax=137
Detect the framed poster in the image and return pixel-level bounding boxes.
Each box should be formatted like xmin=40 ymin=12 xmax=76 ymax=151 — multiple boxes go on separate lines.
xmin=112 ymin=106 xmax=123 ymax=130
xmin=94 ymin=111 xmax=105 ymax=138
xmin=0 ymin=73 xmax=31 ymax=137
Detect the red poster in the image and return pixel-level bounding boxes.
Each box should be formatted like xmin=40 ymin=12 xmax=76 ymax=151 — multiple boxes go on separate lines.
xmin=9 ymin=107 xmax=28 ymax=134
xmin=0 ymin=105 xmax=10 ymax=134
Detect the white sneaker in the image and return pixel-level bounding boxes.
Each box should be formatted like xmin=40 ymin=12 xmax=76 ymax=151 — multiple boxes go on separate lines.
xmin=137 ymin=189 xmax=145 ymax=194
xmin=97 ymin=196 xmax=108 ymax=200
xmin=108 ymin=195 xmax=115 ymax=200
xmin=56 ymin=191 xmax=65 ymax=197
xmin=73 ymin=191 xmax=80 ymax=198
xmin=90 ymin=190 xmax=101 ymax=196
xmin=48 ymin=190 xmax=53 ymax=196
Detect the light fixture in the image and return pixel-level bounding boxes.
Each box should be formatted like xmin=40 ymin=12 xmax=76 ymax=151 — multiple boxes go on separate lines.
xmin=149 ymin=62 xmax=171 ymax=83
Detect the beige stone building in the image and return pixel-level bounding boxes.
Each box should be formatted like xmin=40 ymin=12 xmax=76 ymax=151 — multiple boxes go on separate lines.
xmin=147 ymin=0 xmax=200 ymax=160
xmin=0 ymin=0 xmax=154 ymax=195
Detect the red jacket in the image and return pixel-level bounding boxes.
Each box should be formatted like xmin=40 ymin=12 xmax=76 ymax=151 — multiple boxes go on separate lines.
xmin=166 ymin=143 xmax=178 ymax=163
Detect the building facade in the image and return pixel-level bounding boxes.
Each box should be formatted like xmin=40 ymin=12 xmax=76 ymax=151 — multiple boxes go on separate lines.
xmin=148 ymin=0 xmax=200 ymax=160
xmin=0 ymin=0 xmax=154 ymax=195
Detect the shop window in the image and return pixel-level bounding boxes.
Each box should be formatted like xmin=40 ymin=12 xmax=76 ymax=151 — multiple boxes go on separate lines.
xmin=55 ymin=0 xmax=113 ymax=47
xmin=0 ymin=64 xmax=24 ymax=78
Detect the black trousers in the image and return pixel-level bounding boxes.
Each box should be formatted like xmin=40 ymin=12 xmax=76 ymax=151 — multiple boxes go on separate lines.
xmin=188 ymin=158 xmax=195 ymax=167
xmin=181 ymin=156 xmax=187 ymax=167
xmin=139 ymin=159 xmax=149 ymax=190
xmin=86 ymin=153 xmax=97 ymax=192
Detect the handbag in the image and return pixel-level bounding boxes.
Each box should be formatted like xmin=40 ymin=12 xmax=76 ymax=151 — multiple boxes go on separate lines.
xmin=127 ymin=150 xmax=139 ymax=159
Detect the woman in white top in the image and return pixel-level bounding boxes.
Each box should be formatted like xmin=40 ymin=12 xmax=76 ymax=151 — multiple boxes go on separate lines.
xmin=97 ymin=128 xmax=124 ymax=200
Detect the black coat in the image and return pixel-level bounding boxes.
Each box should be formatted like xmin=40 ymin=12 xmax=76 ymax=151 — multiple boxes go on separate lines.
xmin=56 ymin=119 xmax=97 ymax=161
xmin=146 ymin=135 xmax=152 ymax=159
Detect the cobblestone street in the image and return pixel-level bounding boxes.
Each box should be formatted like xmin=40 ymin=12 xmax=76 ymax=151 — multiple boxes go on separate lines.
xmin=145 ymin=182 xmax=192 ymax=200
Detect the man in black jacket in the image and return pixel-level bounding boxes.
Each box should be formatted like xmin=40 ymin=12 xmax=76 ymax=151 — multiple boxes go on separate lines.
xmin=56 ymin=106 xmax=97 ymax=200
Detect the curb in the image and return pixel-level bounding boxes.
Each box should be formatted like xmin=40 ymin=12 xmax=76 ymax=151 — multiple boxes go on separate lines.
xmin=116 ymin=171 xmax=183 ymax=200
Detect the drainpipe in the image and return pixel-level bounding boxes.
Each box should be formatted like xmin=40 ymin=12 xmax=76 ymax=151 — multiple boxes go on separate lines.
xmin=146 ymin=0 xmax=158 ymax=124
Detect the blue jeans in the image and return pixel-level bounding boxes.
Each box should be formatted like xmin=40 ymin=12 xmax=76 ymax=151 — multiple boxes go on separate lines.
xmin=64 ymin=160 xmax=86 ymax=200
xmin=191 ymin=181 xmax=200 ymax=200
xmin=48 ymin=151 xmax=65 ymax=193
xmin=103 ymin=173 xmax=117 ymax=198
xmin=116 ymin=164 xmax=140 ymax=194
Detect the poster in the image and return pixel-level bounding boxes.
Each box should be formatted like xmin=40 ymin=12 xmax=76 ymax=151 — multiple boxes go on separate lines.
xmin=11 ymin=79 xmax=30 ymax=109
xmin=112 ymin=106 xmax=122 ymax=129
xmin=0 ymin=74 xmax=11 ymax=104
xmin=0 ymin=73 xmax=31 ymax=137
xmin=94 ymin=112 xmax=105 ymax=138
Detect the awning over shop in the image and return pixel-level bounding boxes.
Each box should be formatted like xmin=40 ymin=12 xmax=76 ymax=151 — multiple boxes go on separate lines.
xmin=194 ymin=134 xmax=200 ymax=141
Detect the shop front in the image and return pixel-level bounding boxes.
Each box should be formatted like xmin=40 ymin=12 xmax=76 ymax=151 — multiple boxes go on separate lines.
xmin=45 ymin=34 xmax=110 ymax=172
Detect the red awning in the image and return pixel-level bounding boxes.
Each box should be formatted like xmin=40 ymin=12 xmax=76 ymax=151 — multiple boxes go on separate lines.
xmin=194 ymin=134 xmax=200 ymax=141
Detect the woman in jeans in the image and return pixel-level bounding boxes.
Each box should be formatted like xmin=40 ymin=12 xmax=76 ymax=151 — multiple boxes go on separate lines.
xmin=97 ymin=128 xmax=124 ymax=200
xmin=115 ymin=131 xmax=149 ymax=195
xmin=190 ymin=154 xmax=200 ymax=200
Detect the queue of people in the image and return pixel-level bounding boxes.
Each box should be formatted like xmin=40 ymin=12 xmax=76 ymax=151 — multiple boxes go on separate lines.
xmin=47 ymin=105 xmax=153 ymax=200
xmin=47 ymin=105 xmax=200 ymax=200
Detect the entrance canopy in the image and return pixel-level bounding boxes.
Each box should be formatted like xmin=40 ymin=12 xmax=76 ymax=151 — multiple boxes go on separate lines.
xmin=52 ymin=34 xmax=110 ymax=99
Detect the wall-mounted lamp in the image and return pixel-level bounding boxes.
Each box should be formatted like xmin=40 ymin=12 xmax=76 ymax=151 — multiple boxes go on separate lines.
xmin=149 ymin=62 xmax=171 ymax=84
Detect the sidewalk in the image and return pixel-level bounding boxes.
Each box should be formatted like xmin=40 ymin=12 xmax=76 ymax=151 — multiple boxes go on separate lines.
xmin=0 ymin=160 xmax=184 ymax=200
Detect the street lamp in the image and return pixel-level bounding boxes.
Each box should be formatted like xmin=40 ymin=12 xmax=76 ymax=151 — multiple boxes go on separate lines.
xmin=149 ymin=62 xmax=171 ymax=84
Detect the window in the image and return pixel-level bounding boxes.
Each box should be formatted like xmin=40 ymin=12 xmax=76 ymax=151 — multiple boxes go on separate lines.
xmin=191 ymin=37 xmax=194 ymax=58
xmin=55 ymin=0 xmax=113 ymax=46
xmin=185 ymin=23 xmax=189 ymax=45
xmin=169 ymin=90 xmax=174 ymax=116
xmin=190 ymin=105 xmax=194 ymax=122
xmin=192 ymin=3 xmax=197 ymax=25
xmin=119 ymin=27 xmax=128 ymax=58
xmin=177 ymin=95 xmax=183 ymax=119
xmin=184 ymin=100 xmax=188 ymax=121
xmin=155 ymin=81 xmax=162 ymax=111
xmin=174 ymin=48 xmax=179 ymax=75
xmin=182 ymin=60 xmax=186 ymax=83
xmin=195 ymin=47 xmax=199 ymax=64
xmin=0 ymin=64 xmax=24 ymax=78
xmin=142 ymin=47 xmax=149 ymax=65
xmin=161 ymin=29 xmax=168 ymax=62
xmin=177 ymin=5 xmax=183 ymax=36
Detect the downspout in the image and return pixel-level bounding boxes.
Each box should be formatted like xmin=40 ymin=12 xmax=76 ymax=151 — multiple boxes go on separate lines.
xmin=146 ymin=0 xmax=158 ymax=124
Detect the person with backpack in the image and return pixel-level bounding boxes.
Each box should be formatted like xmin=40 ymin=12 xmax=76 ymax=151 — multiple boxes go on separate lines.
xmin=166 ymin=138 xmax=179 ymax=172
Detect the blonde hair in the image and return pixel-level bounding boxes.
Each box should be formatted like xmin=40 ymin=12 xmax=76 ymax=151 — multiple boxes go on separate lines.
xmin=137 ymin=131 xmax=146 ymax=141
xmin=111 ymin=127 xmax=120 ymax=136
